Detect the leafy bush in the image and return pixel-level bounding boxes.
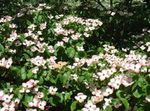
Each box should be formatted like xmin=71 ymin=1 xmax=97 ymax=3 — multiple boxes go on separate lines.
xmin=0 ymin=1 xmax=150 ymax=111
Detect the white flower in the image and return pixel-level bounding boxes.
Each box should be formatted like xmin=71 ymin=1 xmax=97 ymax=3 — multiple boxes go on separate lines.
xmin=5 ymin=58 xmax=13 ymax=69
xmin=62 ymin=37 xmax=69 ymax=43
xmin=8 ymin=49 xmax=16 ymax=54
xmin=28 ymin=24 xmax=36 ymax=30
xmin=91 ymin=95 xmax=103 ymax=104
xmin=145 ymin=95 xmax=150 ymax=102
xmin=5 ymin=16 xmax=12 ymax=21
xmin=9 ymin=23 xmax=17 ymax=28
xmin=102 ymin=87 xmax=113 ymax=97
xmin=26 ymin=108 xmax=37 ymax=111
xmin=121 ymin=76 xmax=133 ymax=87
xmin=32 ymin=67 xmax=39 ymax=74
xmin=15 ymin=98 xmax=20 ymax=104
xmin=0 ymin=90 xmax=4 ymax=100
xmin=82 ymin=101 xmax=100 ymax=111
xmin=83 ymin=32 xmax=90 ymax=37
xmin=31 ymin=56 xmax=46 ymax=66
xmin=28 ymin=102 xmax=34 ymax=107
xmin=103 ymin=98 xmax=112 ymax=109
xmin=47 ymin=45 xmax=55 ymax=53
xmin=48 ymin=86 xmax=58 ymax=95
xmin=97 ymin=70 xmax=109 ymax=81
xmin=2 ymin=94 xmax=14 ymax=103
xmin=111 ymin=12 xmax=116 ymax=16
xmin=32 ymin=97 xmax=40 ymax=107
xmin=55 ymin=41 xmax=64 ymax=47
xmin=71 ymin=74 xmax=78 ymax=81
xmin=37 ymin=31 xmax=42 ymax=35
xmin=0 ymin=58 xmax=6 ymax=67
xmin=40 ymin=22 xmax=47 ymax=30
xmin=1 ymin=101 xmax=15 ymax=111
xmin=71 ymin=33 xmax=81 ymax=40
xmin=38 ymin=101 xmax=46 ymax=110
xmin=22 ymin=79 xmax=39 ymax=93
xmin=75 ymin=93 xmax=87 ymax=103
xmin=140 ymin=45 xmax=145 ymax=50
xmin=77 ymin=46 xmax=84 ymax=51
xmin=108 ymin=76 xmax=122 ymax=89
xmin=0 ymin=58 xmax=13 ymax=69
xmin=23 ymin=40 xmax=35 ymax=47
xmin=36 ymin=92 xmax=44 ymax=98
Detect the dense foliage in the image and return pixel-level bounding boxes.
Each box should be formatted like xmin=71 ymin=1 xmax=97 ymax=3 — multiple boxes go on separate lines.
xmin=0 ymin=0 xmax=150 ymax=111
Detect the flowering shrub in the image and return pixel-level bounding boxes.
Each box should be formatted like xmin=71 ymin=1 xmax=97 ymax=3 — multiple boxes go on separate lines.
xmin=0 ymin=3 xmax=150 ymax=111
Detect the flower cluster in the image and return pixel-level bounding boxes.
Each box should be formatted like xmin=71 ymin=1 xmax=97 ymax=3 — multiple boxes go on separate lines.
xmin=0 ymin=58 xmax=13 ymax=69
xmin=0 ymin=2 xmax=150 ymax=111
xmin=0 ymin=90 xmax=20 ymax=111
xmin=20 ymin=79 xmax=39 ymax=93
xmin=28 ymin=92 xmax=46 ymax=110
xmin=54 ymin=15 xmax=103 ymax=41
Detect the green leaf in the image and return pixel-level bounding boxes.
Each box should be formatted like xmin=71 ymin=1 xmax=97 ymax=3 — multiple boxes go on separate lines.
xmin=138 ymin=76 xmax=147 ymax=87
xmin=66 ymin=47 xmax=76 ymax=58
xmin=21 ymin=67 xmax=26 ymax=80
xmin=132 ymin=82 xmax=138 ymax=91
xmin=136 ymin=107 xmax=144 ymax=111
xmin=19 ymin=34 xmax=25 ymax=42
xmin=71 ymin=101 xmax=77 ymax=111
xmin=49 ymin=77 xmax=57 ymax=84
xmin=78 ymin=51 xmax=87 ymax=58
xmin=133 ymin=89 xmax=142 ymax=98
xmin=64 ymin=92 xmax=72 ymax=101
xmin=27 ymin=70 xmax=33 ymax=78
xmin=116 ymin=90 xmax=122 ymax=99
xmin=116 ymin=90 xmax=129 ymax=109
xmin=26 ymin=20 xmax=32 ymax=25
xmin=0 ymin=43 xmax=4 ymax=54
xmin=39 ymin=77 xmax=44 ymax=84
xmin=57 ymin=93 xmax=64 ymax=103
xmin=121 ymin=98 xmax=129 ymax=109
xmin=104 ymin=106 xmax=112 ymax=111
xmin=59 ymin=72 xmax=70 ymax=85
xmin=23 ymin=94 xmax=33 ymax=107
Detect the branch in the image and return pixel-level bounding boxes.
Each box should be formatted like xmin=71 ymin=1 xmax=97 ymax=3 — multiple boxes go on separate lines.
xmin=96 ymin=0 xmax=108 ymax=10
xmin=110 ymin=0 xmax=113 ymax=9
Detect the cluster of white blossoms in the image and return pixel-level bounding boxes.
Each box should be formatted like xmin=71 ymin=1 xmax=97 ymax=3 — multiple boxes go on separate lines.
xmin=20 ymin=79 xmax=39 ymax=93
xmin=139 ymin=42 xmax=150 ymax=52
xmin=14 ymin=3 xmax=51 ymax=18
xmin=19 ymin=80 xmax=58 ymax=110
xmin=91 ymin=89 xmax=104 ymax=104
xmin=0 ymin=58 xmax=13 ymax=69
xmin=96 ymin=67 xmax=117 ymax=81
xmin=0 ymin=90 xmax=20 ymax=111
xmin=0 ymin=16 xmax=13 ymax=23
xmin=108 ymin=74 xmax=133 ymax=89
xmin=62 ymin=16 xmax=103 ymax=29
xmin=78 ymin=74 xmax=133 ymax=110
xmin=7 ymin=31 xmax=18 ymax=42
xmin=104 ymin=51 xmax=150 ymax=73
xmin=103 ymin=98 xmax=112 ymax=109
xmin=0 ymin=2 xmax=150 ymax=111
xmin=54 ymin=15 xmax=103 ymax=41
xmin=30 ymin=56 xmax=46 ymax=67
xmin=82 ymin=101 xmax=100 ymax=111
xmin=72 ymin=55 xmax=100 ymax=68
xmin=28 ymin=92 xmax=46 ymax=111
